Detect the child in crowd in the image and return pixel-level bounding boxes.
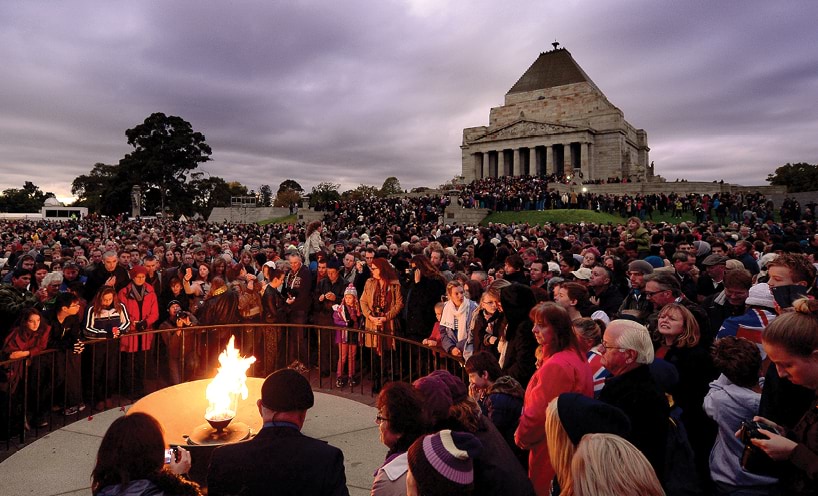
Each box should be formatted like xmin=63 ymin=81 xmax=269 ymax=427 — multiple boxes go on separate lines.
xmin=332 ymin=284 xmax=362 ymax=388
xmin=703 ymin=336 xmax=778 ymax=494
xmin=421 ymin=302 xmax=445 ymax=352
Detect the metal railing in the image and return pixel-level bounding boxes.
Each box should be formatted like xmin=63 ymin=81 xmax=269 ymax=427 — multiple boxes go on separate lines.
xmin=1 ymin=323 xmax=465 ymax=448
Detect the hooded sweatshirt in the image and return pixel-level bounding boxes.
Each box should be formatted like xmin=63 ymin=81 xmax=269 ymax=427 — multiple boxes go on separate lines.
xmin=703 ymin=374 xmax=778 ymax=487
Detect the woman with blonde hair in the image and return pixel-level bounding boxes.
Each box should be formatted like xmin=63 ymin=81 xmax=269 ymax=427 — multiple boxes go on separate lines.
xmin=571 ymin=433 xmax=664 ymax=496
xmin=303 ymin=220 xmax=325 ymax=269
xmin=544 ymin=393 xmax=631 ymax=496
xmin=439 ymin=280 xmax=479 ymax=360
xmin=654 ymin=302 xmax=717 ymax=489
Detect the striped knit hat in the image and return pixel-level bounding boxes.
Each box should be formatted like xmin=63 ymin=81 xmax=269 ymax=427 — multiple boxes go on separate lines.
xmin=407 ymin=430 xmax=482 ymax=495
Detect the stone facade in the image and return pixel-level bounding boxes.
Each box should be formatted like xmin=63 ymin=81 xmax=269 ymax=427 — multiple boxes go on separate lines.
xmin=208 ymin=206 xmax=291 ymax=223
xmin=461 ymin=46 xmax=651 ymax=183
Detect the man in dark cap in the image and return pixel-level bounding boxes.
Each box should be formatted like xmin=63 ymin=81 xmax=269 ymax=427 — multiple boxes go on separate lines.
xmin=616 ymin=259 xmax=654 ymax=322
xmin=696 ymin=253 xmax=728 ymax=302
xmin=207 ymin=369 xmax=348 ymax=495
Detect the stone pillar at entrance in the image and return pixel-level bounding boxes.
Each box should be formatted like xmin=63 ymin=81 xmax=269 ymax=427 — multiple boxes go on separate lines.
xmin=529 ymin=148 xmax=537 ymax=176
xmin=498 ymin=150 xmax=505 ymax=177
xmin=565 ymin=143 xmax=573 ymax=175
xmin=513 ymin=149 xmax=521 ymax=176
xmin=545 ymin=146 xmax=553 ymax=176
xmin=482 ymin=153 xmax=490 ymax=179
xmin=580 ymin=143 xmax=590 ymax=180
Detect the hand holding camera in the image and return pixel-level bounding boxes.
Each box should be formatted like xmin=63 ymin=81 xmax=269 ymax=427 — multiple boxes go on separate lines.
xmin=164 ymin=446 xmax=192 ymax=475
xmin=135 ymin=320 xmax=148 ymax=332
xmin=736 ymin=417 xmax=788 ymax=475
xmin=744 ymin=417 xmax=796 ymax=462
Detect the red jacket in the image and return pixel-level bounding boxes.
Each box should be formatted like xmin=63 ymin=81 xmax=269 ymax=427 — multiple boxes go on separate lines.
xmin=515 ymin=348 xmax=593 ymax=496
xmin=117 ymin=283 xmax=159 ymax=352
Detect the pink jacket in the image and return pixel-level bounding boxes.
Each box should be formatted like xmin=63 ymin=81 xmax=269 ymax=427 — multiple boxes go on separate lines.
xmin=117 ymin=284 xmax=159 ymax=352
xmin=515 ymin=348 xmax=593 ymax=496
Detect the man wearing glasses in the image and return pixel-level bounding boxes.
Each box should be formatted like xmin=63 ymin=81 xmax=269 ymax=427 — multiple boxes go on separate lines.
xmin=644 ymin=272 xmax=710 ymax=342
xmin=598 ymin=319 xmax=669 ymax=476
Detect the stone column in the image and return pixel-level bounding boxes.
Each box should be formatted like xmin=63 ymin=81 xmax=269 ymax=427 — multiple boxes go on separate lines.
xmin=545 ymin=146 xmax=554 ymax=176
xmin=498 ymin=150 xmax=506 ymax=177
xmin=529 ymin=148 xmax=537 ymax=176
xmin=482 ymin=152 xmax=490 ymax=179
xmin=565 ymin=143 xmax=573 ymax=173
xmin=513 ymin=148 xmax=522 ymax=176
xmin=581 ymin=142 xmax=590 ymax=180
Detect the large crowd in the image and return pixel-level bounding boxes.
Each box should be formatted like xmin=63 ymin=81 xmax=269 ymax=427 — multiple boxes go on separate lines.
xmin=2 ymin=185 xmax=818 ymax=495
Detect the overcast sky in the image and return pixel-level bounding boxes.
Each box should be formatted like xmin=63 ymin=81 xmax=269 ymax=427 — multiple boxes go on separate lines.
xmin=1 ymin=1 xmax=817 ymax=202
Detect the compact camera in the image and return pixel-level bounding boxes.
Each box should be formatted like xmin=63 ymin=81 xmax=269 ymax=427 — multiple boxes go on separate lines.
xmin=738 ymin=420 xmax=780 ymax=476
xmin=163 ymin=447 xmax=179 ymax=464
xmin=176 ymin=310 xmax=190 ymax=320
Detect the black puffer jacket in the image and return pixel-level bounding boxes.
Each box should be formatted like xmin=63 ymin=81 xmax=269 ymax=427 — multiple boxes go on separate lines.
xmin=499 ymin=283 xmax=537 ymax=388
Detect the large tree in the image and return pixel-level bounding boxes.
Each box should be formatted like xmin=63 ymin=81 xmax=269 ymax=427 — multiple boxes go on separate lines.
xmin=0 ymin=181 xmax=54 ymax=213
xmin=766 ymin=162 xmax=818 ymax=192
xmin=341 ymin=184 xmax=379 ymax=201
xmin=278 ymin=179 xmax=303 ymax=194
xmin=71 ymin=162 xmax=131 ymax=215
xmin=258 ymin=184 xmax=273 ymax=207
xmin=379 ymin=176 xmax=402 ymax=197
xmin=123 ymin=112 xmax=212 ymax=213
xmin=310 ymin=182 xmax=341 ymax=208
xmin=274 ymin=189 xmax=301 ymax=208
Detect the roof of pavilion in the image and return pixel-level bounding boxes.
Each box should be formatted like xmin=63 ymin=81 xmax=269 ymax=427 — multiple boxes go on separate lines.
xmin=507 ymin=47 xmax=600 ymax=95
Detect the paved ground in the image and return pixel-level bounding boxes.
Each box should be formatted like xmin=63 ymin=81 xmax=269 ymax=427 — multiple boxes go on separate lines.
xmin=0 ymin=383 xmax=384 ymax=496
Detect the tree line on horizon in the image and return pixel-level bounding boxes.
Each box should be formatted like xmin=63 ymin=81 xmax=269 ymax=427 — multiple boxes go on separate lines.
xmin=67 ymin=112 xmax=414 ymax=217
xmin=1 ymin=113 xmax=418 ymax=217
xmin=2 ymin=112 xmax=811 ymax=216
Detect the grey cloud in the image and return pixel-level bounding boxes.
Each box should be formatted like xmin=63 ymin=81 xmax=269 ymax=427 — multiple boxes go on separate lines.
xmin=1 ymin=1 xmax=817 ymax=201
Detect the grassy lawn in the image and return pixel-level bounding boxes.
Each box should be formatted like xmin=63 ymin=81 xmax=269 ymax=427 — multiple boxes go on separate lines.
xmin=259 ymin=214 xmax=297 ymax=225
xmin=482 ymin=209 xmax=695 ymax=226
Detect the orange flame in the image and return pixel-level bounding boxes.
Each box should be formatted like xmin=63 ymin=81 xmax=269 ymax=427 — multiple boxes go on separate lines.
xmin=205 ymin=336 xmax=256 ymax=421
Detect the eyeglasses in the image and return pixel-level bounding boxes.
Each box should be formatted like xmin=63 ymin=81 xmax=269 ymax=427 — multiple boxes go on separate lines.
xmin=375 ymin=415 xmax=390 ymax=424
xmin=599 ymin=341 xmax=627 ymax=354
xmin=643 ymin=289 xmax=669 ymax=298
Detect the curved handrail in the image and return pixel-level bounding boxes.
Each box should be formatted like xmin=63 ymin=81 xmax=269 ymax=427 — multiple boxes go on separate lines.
xmin=1 ymin=323 xmax=465 ymax=447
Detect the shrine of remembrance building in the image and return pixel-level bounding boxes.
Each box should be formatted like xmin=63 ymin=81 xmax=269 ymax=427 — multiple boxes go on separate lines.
xmin=461 ymin=45 xmax=652 ymax=183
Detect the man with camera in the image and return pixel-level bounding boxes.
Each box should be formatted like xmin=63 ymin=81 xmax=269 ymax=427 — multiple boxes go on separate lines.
xmin=158 ymin=300 xmax=198 ymax=385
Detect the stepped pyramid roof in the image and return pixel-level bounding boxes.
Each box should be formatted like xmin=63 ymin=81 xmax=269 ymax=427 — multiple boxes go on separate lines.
xmin=507 ymin=46 xmax=600 ymax=95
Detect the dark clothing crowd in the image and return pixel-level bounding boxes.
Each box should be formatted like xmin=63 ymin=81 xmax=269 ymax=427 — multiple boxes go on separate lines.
xmin=2 ymin=192 xmax=818 ymax=495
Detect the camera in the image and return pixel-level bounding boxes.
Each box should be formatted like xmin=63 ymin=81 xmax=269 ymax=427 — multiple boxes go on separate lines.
xmin=738 ymin=420 xmax=780 ymax=476
xmin=164 ymin=447 xmax=179 ymax=464
xmin=176 ymin=310 xmax=190 ymax=320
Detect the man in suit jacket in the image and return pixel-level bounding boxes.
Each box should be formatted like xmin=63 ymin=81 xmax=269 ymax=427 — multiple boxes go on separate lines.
xmin=207 ymin=369 xmax=348 ymax=496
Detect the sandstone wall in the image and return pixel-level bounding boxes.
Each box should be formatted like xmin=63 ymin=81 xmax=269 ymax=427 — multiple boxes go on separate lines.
xmin=208 ymin=207 xmax=291 ymax=224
